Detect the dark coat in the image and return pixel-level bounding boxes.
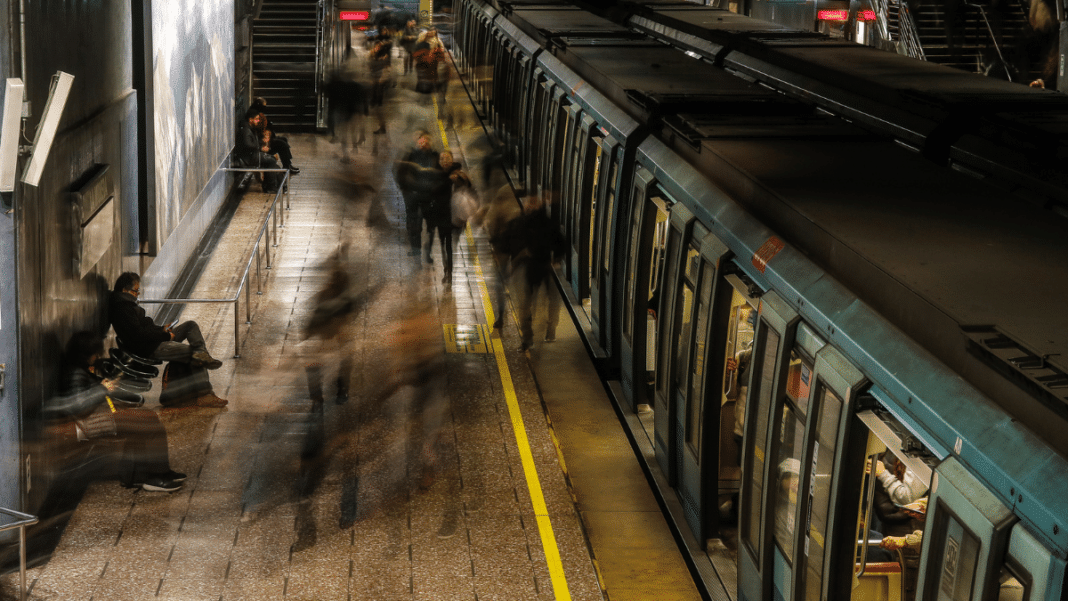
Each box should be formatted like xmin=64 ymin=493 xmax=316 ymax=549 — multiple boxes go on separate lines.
xmin=44 ymin=366 xmax=117 ymax=439
xmin=109 ymin=291 xmax=170 ymax=357
xmin=235 ymin=119 xmax=263 ymax=165
xmin=396 ymin=147 xmax=445 ymax=205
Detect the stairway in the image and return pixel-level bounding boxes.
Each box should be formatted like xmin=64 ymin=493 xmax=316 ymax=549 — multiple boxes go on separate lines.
xmin=908 ymin=0 xmax=1031 ymax=78
xmin=252 ymin=0 xmax=321 ymax=131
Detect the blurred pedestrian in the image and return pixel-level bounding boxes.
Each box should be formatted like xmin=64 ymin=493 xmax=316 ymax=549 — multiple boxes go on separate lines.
xmin=423 ymin=151 xmax=468 ymax=284
xmin=368 ymin=35 xmax=393 ymax=136
xmin=400 ymin=19 xmax=420 ymax=75
xmin=412 ymin=29 xmax=444 ymax=103
xmin=501 ymin=194 xmax=566 ymax=350
xmin=324 ymin=70 xmax=369 ymax=162
xmin=395 ymin=131 xmax=442 ymax=256
xmin=472 ymin=184 xmax=523 ymax=329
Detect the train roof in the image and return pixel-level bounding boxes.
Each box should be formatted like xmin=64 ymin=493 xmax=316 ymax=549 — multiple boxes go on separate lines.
xmin=687 ymin=128 xmax=1068 ymax=445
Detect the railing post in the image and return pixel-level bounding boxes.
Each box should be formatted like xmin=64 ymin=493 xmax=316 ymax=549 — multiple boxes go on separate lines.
xmin=256 ymin=241 xmax=263 ymax=295
xmin=265 ymin=218 xmax=272 ymax=271
xmin=246 ymin=275 xmax=252 ymax=324
xmin=19 ymin=524 xmax=27 ymax=601
xmin=234 ymin=298 xmax=241 ymax=358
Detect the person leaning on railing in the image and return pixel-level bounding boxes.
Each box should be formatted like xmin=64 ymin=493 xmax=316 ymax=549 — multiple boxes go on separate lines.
xmin=108 ymin=272 xmax=228 ymax=408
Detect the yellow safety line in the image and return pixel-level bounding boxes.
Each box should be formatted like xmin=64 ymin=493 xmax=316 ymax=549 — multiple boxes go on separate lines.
xmin=436 ymin=94 xmax=571 ymax=599
xmin=464 ymin=227 xmax=572 ymax=601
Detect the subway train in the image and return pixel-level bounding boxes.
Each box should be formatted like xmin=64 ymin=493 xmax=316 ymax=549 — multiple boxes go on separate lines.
xmin=450 ymin=1 xmax=1068 ymax=600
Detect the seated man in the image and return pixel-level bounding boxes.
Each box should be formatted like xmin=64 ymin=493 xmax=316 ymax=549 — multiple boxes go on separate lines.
xmin=109 ymin=272 xmax=228 ymax=408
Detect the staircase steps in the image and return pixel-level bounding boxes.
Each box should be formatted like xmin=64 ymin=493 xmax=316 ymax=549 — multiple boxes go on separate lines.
xmin=252 ymin=0 xmax=321 ymax=131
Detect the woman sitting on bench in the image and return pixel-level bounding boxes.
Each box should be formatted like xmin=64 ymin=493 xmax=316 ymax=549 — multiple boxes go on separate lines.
xmin=45 ymin=331 xmax=186 ymax=492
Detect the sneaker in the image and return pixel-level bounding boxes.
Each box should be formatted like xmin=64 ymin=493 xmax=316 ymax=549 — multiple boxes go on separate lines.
xmin=288 ymin=166 xmax=300 ymax=174
xmin=196 ymin=393 xmax=229 ymax=408
xmin=191 ymin=351 xmax=222 ymax=370
xmin=165 ymin=470 xmax=188 ymax=483
xmin=141 ymin=477 xmax=182 ymax=492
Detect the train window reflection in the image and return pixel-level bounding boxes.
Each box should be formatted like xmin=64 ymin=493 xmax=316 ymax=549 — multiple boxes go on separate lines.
xmin=685 ymin=262 xmax=714 ymax=454
xmin=802 ymin=385 xmax=843 ymax=601
xmin=773 ymin=402 xmax=805 ymax=564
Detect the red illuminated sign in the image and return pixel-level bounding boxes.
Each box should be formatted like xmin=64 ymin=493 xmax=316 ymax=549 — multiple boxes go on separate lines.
xmin=340 ymin=10 xmax=370 ymax=21
xmin=817 ymin=9 xmax=877 ymax=20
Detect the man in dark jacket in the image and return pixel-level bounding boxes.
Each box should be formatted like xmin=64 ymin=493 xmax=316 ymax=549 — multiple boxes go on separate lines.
xmin=394 ymin=131 xmax=442 ymax=256
xmin=109 ymin=272 xmax=228 ymax=408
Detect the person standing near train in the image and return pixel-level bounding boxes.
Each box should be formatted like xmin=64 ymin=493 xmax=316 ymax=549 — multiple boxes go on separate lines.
xmin=395 ymin=131 xmax=443 ymax=258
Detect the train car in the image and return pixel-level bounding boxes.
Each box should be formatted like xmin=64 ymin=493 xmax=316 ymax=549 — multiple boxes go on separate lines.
xmin=453 ymin=1 xmax=1068 ymax=600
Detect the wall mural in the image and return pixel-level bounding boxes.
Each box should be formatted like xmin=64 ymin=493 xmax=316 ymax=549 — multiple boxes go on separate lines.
xmin=152 ymin=0 xmax=235 ymax=246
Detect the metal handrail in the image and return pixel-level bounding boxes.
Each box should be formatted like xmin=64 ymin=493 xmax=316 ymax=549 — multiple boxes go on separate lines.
xmin=0 ymin=507 xmax=39 ymax=601
xmin=897 ymin=3 xmax=926 ymax=60
xmin=140 ymin=168 xmax=290 ymax=359
xmin=965 ymin=1 xmax=1013 ymax=81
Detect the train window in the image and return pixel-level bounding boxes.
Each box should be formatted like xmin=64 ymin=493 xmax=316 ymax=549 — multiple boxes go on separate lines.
xmin=802 ymin=384 xmax=843 ymax=601
xmin=994 ymin=561 xmax=1029 ymax=601
xmin=673 ymin=251 xmax=697 ymax=387
xmin=926 ymin=503 xmax=981 ymax=601
xmin=773 ymin=346 xmax=815 ymax=564
xmin=601 ymin=152 xmax=619 ymax=272
xmin=721 ymin=292 xmax=756 ymax=477
xmin=773 ymin=394 xmax=806 ymax=564
xmin=742 ymin=325 xmax=780 ymax=558
xmin=587 ymin=142 xmax=604 ymax=295
xmin=685 ymin=261 xmax=715 ymax=454
xmin=656 ymin=227 xmax=683 ymax=405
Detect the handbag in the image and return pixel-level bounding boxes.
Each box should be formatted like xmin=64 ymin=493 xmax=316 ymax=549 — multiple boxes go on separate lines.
xmin=451 ymin=187 xmax=479 ymax=228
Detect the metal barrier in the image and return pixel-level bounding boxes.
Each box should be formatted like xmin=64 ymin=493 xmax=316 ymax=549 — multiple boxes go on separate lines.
xmin=0 ymin=507 xmax=39 ymax=601
xmin=140 ymin=168 xmax=290 ymax=358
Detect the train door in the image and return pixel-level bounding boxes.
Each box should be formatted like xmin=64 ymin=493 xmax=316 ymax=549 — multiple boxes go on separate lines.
xmin=573 ymin=116 xmax=603 ymax=325
xmin=528 ymin=79 xmax=550 ymax=197
xmin=619 ymin=167 xmax=669 ymax=412
xmin=543 ymin=87 xmax=568 ymax=208
xmin=916 ymin=457 xmax=1018 ymax=601
xmin=673 ymin=229 xmax=731 ymax=544
xmin=516 ymin=65 xmax=540 ymax=190
xmin=990 ymin=523 xmax=1066 ymax=601
xmin=708 ymin=268 xmax=761 ymax=535
xmin=739 ymin=291 xmax=800 ymax=601
xmin=766 ymin=330 xmax=867 ymax=601
xmin=850 ymin=405 xmax=938 ymax=601
xmin=588 ymin=135 xmax=618 ymax=353
xmin=652 ymin=202 xmax=694 ymax=484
